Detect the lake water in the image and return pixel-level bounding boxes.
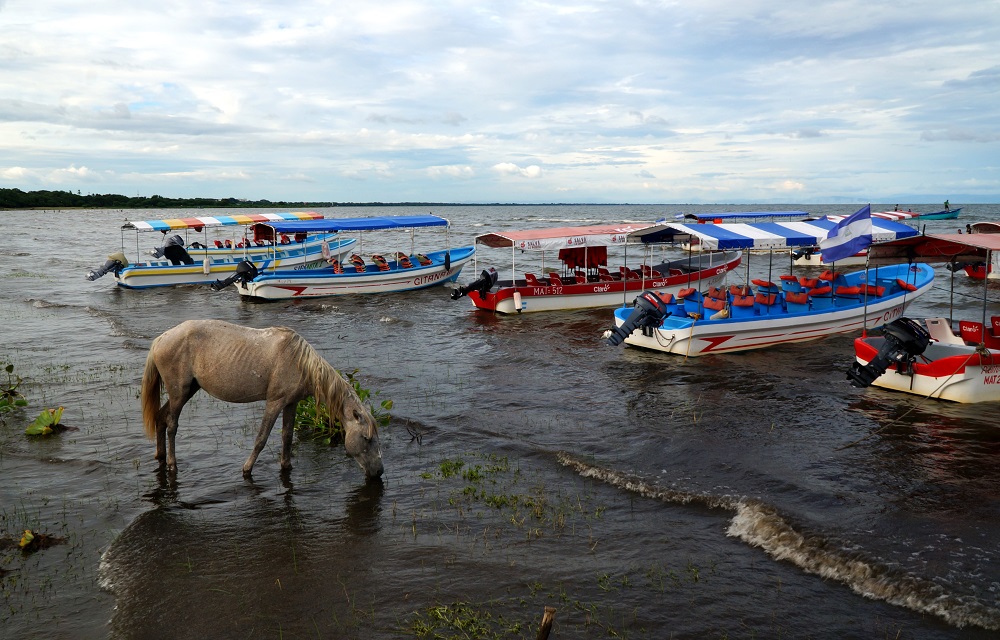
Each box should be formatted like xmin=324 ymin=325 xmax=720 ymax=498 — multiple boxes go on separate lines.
xmin=2 ymin=204 xmax=1000 ymax=639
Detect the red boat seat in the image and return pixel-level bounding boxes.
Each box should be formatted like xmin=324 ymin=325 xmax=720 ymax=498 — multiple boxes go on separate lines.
xmin=819 ymin=270 xmax=841 ymax=282
xmin=599 ymin=273 xmax=616 ymax=282
xmin=729 ymin=284 xmax=752 ymax=297
xmin=350 ymin=254 xmax=367 ymax=272
xmin=214 ymin=240 xmax=224 ymax=248
xmin=702 ymin=297 xmax=726 ymax=311
xmin=654 ymin=292 xmax=674 ymax=304
xmin=328 ymin=258 xmax=344 ymax=274
xmin=548 ymin=272 xmax=563 ymax=286
xmin=395 ymin=252 xmax=414 ymax=269
xmin=896 ymin=279 xmax=918 ymax=292
xmin=707 ymin=286 xmax=725 ymax=300
xmin=416 ymin=253 xmax=432 ymax=266
xmin=372 ymin=254 xmax=391 ymax=271
xmin=859 ymin=284 xmax=885 ymax=297
xmin=677 ymin=287 xmax=698 ymax=300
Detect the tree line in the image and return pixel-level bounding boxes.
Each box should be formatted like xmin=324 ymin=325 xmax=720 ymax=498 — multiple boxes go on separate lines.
xmin=0 ymin=188 xmax=337 ymax=210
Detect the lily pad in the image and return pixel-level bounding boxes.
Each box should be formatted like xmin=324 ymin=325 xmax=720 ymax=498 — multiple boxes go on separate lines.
xmin=25 ymin=406 xmax=65 ymax=436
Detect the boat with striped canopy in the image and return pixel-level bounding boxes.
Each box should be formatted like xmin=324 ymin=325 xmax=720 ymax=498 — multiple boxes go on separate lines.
xmin=86 ymin=211 xmax=355 ymax=289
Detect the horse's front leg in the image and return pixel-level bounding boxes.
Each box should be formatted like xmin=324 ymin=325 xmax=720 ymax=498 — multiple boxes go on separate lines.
xmin=279 ymin=404 xmax=297 ymax=472
xmin=243 ymin=401 xmax=283 ymax=476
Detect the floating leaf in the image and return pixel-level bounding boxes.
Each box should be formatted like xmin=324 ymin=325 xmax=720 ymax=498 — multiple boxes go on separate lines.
xmin=25 ymin=406 xmax=64 ymax=436
xmin=19 ymin=530 xmax=34 ymax=549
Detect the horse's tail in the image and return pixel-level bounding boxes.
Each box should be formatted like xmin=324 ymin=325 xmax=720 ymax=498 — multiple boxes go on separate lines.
xmin=140 ymin=343 xmax=162 ymax=440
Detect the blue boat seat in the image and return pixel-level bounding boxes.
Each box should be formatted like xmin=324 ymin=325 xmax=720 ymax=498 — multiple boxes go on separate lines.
xmin=834 ymin=285 xmax=860 ymax=306
xmin=785 ymin=291 xmax=809 ymax=313
xmin=808 ymin=285 xmax=834 ymax=310
xmin=754 ymin=292 xmax=781 ymax=315
xmin=730 ymin=294 xmax=755 ymax=318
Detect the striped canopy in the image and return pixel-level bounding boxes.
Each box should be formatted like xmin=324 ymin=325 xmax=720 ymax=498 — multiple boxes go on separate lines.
xmin=123 ymin=211 xmax=323 ymax=232
xmin=627 ymin=217 xmax=919 ymax=250
xmin=475 ymin=223 xmax=656 ymax=252
xmin=263 ymin=214 xmax=449 ymax=234
xmin=682 ymin=211 xmax=809 ymax=221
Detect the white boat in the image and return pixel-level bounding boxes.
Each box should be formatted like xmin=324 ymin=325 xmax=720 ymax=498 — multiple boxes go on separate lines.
xmin=86 ymin=211 xmax=352 ymax=289
xmin=849 ymin=232 xmax=1000 ymax=403
xmin=960 ymin=222 xmax=1000 ymax=280
xmin=221 ymin=214 xmax=475 ymax=300
xmin=607 ymin=218 xmax=928 ymax=356
xmin=451 ymin=223 xmax=742 ymax=314
xmin=789 ymin=212 xmax=942 ymax=266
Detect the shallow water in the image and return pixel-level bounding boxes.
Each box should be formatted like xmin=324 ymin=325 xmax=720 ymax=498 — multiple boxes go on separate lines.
xmin=2 ymin=204 xmax=1000 ymax=638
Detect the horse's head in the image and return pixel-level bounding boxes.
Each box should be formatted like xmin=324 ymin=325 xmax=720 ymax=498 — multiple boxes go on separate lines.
xmin=339 ymin=393 xmax=384 ymax=480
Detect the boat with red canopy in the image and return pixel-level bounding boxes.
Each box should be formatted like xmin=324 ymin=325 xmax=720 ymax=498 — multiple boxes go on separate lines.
xmin=849 ymin=232 xmax=1000 ymax=403
xmin=451 ymin=223 xmax=741 ymax=313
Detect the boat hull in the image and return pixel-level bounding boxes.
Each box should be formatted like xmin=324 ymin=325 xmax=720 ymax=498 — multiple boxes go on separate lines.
xmin=237 ymin=246 xmax=475 ymax=299
xmin=468 ymin=252 xmax=742 ymax=314
xmin=613 ymin=263 xmax=934 ymax=356
xmin=114 ymin=238 xmax=355 ymax=289
xmin=854 ymin=337 xmax=1000 ymax=403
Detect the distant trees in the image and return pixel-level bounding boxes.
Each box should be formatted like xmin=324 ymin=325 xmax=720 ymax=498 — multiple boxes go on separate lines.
xmin=0 ymin=188 xmax=335 ymax=210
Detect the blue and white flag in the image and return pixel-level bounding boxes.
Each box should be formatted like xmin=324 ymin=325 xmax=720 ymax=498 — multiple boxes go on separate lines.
xmin=820 ymin=205 xmax=873 ymax=262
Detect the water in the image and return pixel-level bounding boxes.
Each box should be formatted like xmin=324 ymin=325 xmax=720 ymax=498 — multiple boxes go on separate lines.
xmin=2 ymin=204 xmax=1000 ymax=639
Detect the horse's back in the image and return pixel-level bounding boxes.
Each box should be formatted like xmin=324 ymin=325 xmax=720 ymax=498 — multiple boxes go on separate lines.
xmin=152 ymin=320 xmax=301 ymax=402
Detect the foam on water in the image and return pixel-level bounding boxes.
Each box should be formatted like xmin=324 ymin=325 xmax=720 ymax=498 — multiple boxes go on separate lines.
xmin=558 ymin=451 xmax=1000 ymax=631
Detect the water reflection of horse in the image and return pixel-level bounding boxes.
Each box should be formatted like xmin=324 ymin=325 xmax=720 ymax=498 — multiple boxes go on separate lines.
xmin=140 ymin=319 xmax=383 ymax=480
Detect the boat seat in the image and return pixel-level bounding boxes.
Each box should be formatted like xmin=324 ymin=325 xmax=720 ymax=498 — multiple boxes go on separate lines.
xmin=599 ymin=273 xmax=616 ymax=282
xmin=780 ymin=275 xmax=802 ymax=293
xmin=819 ymin=270 xmax=841 ymax=283
xmin=730 ymin=294 xmax=755 ymax=318
xmin=328 ymin=258 xmax=344 ymax=274
xmin=703 ymin=297 xmax=726 ymax=311
xmin=548 ymin=272 xmax=563 ymax=286
xmin=619 ymin=266 xmax=641 ymax=280
xmin=224 ymin=239 xmax=234 ymax=249
xmin=416 ymin=253 xmax=433 ymax=266
xmin=598 ymin=267 xmax=617 ymax=280
xmin=214 ymin=240 xmax=224 ymax=248
xmin=669 ymin=268 xmax=684 ymax=276
xmin=640 ymin=265 xmax=663 ymax=278
xmin=395 ymin=252 xmax=414 ymax=268
xmin=751 ymin=279 xmax=779 ymax=293
xmin=654 ymin=292 xmax=674 ymax=305
xmin=808 ymin=285 xmax=833 ymax=310
xmin=707 ymin=286 xmax=726 ymax=300
xmin=962 ymin=320 xmax=1000 ymax=349
xmin=372 ymin=254 xmax=391 ymax=271
xmin=798 ymin=277 xmax=819 ymax=290
xmin=992 ymin=316 xmax=1000 ymax=335
xmin=859 ymin=284 xmax=885 ymax=297
xmin=729 ymin=284 xmax=752 ymax=298
xmin=754 ymin=292 xmax=781 ymax=315
xmin=280 ymin=234 xmax=291 ymax=244
xmin=924 ymin=318 xmax=965 ymax=345
xmin=834 ymin=285 xmax=861 ymax=306
xmin=350 ymin=254 xmax=367 ymax=272
xmin=785 ymin=291 xmax=809 ymax=313
xmin=525 ymin=273 xmax=542 ymax=286
xmin=896 ymin=278 xmax=918 ymax=292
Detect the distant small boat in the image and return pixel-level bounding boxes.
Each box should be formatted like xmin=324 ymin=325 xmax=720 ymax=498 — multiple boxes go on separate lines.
xmin=871 ymin=207 xmax=961 ymax=221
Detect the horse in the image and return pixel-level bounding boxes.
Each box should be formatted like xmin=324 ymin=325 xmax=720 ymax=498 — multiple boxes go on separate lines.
xmin=140 ymin=319 xmax=383 ymax=480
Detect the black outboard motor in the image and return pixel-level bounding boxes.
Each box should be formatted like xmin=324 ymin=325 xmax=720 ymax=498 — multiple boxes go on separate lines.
xmin=847 ymin=317 xmax=931 ymax=388
xmin=606 ymin=291 xmax=669 ymax=346
xmin=85 ymin=252 xmax=129 ymax=281
xmin=791 ymin=245 xmax=818 ymax=261
xmin=210 ymin=260 xmax=259 ymax=291
xmin=451 ymin=268 xmax=498 ymax=300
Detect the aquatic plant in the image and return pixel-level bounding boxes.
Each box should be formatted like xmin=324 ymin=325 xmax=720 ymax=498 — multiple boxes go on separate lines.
xmin=294 ymin=369 xmax=392 ymax=444
xmin=0 ymin=363 xmax=28 ymax=418
xmin=24 ymin=407 xmax=65 ymax=436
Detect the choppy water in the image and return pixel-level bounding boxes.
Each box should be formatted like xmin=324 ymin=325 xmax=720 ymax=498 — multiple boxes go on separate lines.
xmin=2 ymin=204 xmax=1000 ymax=639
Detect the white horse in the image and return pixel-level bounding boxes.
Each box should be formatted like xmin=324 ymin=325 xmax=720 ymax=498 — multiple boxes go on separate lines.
xmin=140 ymin=319 xmax=383 ymax=479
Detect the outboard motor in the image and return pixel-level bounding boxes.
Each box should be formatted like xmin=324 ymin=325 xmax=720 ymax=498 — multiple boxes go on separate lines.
xmin=451 ymin=268 xmax=498 ymax=300
xmin=85 ymin=252 xmax=129 ymax=281
xmin=210 ymin=260 xmax=259 ymax=291
xmin=847 ymin=317 xmax=931 ymax=388
xmin=606 ymin=291 xmax=669 ymax=346
xmin=791 ymin=245 xmax=818 ymax=261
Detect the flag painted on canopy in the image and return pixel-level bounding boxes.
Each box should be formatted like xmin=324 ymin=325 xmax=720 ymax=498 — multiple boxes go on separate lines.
xmin=819 ymin=205 xmax=873 ymax=263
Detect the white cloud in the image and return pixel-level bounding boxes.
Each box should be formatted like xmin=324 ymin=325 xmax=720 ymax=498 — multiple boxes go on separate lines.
xmin=0 ymin=1 xmax=998 ymax=202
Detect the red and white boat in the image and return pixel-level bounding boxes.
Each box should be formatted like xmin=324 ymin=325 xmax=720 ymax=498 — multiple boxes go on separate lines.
xmin=960 ymin=222 xmax=1000 ymax=280
xmin=451 ymin=224 xmax=741 ymax=314
xmin=849 ymin=232 xmax=1000 ymax=403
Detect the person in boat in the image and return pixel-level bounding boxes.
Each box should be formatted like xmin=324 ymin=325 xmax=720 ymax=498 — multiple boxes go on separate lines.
xmin=944 ymin=199 xmax=950 ymax=211
xmin=893 ymin=205 xmax=899 ymax=211
xmin=967 ymin=224 xmax=973 ymax=234
xmin=152 ymin=231 xmax=194 ymax=265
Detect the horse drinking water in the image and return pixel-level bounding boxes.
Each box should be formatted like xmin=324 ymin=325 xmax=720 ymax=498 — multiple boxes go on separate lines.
xmin=140 ymin=319 xmax=384 ymax=480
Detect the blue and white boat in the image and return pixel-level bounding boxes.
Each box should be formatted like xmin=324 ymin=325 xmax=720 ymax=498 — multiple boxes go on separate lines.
xmin=86 ymin=211 xmax=354 ymax=289
xmin=219 ymin=214 xmax=475 ymax=300
xmin=606 ymin=217 xmax=932 ymax=356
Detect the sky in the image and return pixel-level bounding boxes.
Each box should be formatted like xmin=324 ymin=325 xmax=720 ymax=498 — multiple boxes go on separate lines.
xmin=1 ymin=1 xmax=999 ymax=205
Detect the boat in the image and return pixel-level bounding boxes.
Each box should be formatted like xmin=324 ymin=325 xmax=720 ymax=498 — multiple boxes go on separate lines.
xmin=960 ymin=222 xmax=1000 ymax=280
xmin=450 ymin=224 xmax=742 ymax=314
xmin=606 ymin=218 xmax=930 ymax=356
xmin=677 ymin=211 xmax=811 ymax=251
xmin=85 ymin=211 xmax=354 ymax=289
xmin=848 ymin=232 xmax=1000 ymax=403
xmin=871 ymin=207 xmax=962 ymax=221
xmin=217 ymin=214 xmax=475 ymax=300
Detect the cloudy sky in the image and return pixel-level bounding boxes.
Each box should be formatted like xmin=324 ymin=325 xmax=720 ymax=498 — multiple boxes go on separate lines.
xmin=2 ymin=1 xmax=998 ymax=204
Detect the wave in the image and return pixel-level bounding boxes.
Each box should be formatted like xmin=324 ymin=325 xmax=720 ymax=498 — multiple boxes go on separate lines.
xmin=557 ymin=451 xmax=1000 ymax=631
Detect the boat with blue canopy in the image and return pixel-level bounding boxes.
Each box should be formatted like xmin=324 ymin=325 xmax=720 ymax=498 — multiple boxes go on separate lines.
xmin=605 ymin=217 xmax=933 ymax=356
xmin=86 ymin=211 xmax=354 ymax=289
xmin=215 ymin=214 xmax=475 ymax=300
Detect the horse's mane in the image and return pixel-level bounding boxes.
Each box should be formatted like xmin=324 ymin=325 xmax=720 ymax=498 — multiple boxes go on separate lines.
xmin=285 ymin=331 xmax=373 ymax=436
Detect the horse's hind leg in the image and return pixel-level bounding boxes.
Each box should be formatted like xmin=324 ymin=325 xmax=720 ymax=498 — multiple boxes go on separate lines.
xmin=242 ymin=400 xmax=284 ymax=476
xmin=162 ymin=382 xmax=200 ymax=472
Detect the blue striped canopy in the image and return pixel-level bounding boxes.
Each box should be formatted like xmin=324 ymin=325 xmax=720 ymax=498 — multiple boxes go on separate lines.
xmin=680 ymin=210 xmax=810 ymax=221
xmin=628 ymin=217 xmax=918 ymax=250
xmin=265 ymin=214 xmax=449 ymax=234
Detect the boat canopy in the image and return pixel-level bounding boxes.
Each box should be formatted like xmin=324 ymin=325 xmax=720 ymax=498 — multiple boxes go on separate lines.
xmin=123 ymin=211 xmax=323 ymax=232
xmin=971 ymin=222 xmax=1000 ymax=234
xmin=626 ymin=217 xmax=919 ymax=250
xmin=475 ymin=224 xmax=657 ymax=252
xmin=682 ymin=211 xmax=809 ymax=221
xmin=867 ymin=233 xmax=1000 ymax=264
xmin=264 ymin=214 xmax=449 ymax=234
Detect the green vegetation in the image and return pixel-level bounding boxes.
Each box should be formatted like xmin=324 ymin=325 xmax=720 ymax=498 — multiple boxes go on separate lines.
xmin=293 ymin=369 xmax=393 ymax=445
xmin=0 ymin=363 xmax=28 ymax=418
